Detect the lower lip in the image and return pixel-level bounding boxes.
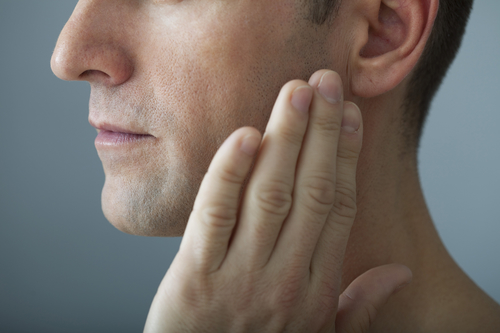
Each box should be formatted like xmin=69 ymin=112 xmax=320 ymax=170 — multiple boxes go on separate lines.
xmin=95 ymin=130 xmax=155 ymax=147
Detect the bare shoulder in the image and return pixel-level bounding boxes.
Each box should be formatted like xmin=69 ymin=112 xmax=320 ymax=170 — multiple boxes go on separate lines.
xmin=367 ymin=255 xmax=500 ymax=333
xmin=422 ymin=270 xmax=500 ymax=333
xmin=451 ymin=286 xmax=500 ymax=332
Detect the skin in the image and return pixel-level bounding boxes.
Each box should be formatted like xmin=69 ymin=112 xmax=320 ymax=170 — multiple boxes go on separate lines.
xmin=52 ymin=0 xmax=340 ymax=236
xmin=52 ymin=0 xmax=500 ymax=331
xmin=142 ymin=70 xmax=413 ymax=332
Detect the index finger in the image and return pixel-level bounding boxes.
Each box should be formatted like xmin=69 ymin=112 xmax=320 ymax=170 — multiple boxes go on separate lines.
xmin=180 ymin=127 xmax=262 ymax=274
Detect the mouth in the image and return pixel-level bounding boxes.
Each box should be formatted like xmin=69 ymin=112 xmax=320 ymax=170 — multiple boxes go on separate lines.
xmin=90 ymin=121 xmax=155 ymax=148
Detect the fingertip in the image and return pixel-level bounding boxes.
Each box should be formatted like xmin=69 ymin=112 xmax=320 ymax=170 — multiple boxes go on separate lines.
xmin=308 ymin=69 xmax=334 ymax=88
xmin=291 ymin=85 xmax=314 ymax=114
xmin=220 ymin=127 xmax=260 ymax=153
xmin=240 ymin=132 xmax=262 ymax=156
xmin=342 ymin=102 xmax=362 ymax=134
xmin=392 ymin=264 xmax=413 ymax=295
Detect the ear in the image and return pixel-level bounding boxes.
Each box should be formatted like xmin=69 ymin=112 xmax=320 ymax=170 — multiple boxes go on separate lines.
xmin=349 ymin=0 xmax=438 ymax=98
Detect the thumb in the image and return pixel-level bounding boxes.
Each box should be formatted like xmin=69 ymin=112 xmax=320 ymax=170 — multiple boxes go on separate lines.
xmin=335 ymin=264 xmax=412 ymax=333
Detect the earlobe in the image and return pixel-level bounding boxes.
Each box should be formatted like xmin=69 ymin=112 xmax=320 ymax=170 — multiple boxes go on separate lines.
xmin=350 ymin=0 xmax=438 ymax=98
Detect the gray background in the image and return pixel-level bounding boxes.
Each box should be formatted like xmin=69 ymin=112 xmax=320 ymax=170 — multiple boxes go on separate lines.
xmin=1 ymin=0 xmax=499 ymax=332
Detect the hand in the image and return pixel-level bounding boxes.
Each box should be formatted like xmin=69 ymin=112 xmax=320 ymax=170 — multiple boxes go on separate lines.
xmin=144 ymin=69 xmax=412 ymax=333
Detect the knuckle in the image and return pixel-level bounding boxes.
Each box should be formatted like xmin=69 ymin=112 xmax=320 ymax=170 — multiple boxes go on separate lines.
xmin=332 ymin=185 xmax=357 ymax=220
xmin=214 ymin=163 xmax=245 ymax=185
xmin=318 ymin=283 xmax=338 ymax=313
xmin=364 ymin=301 xmax=378 ymax=327
xmin=254 ymin=180 xmax=293 ymax=217
xmin=271 ymin=274 xmax=305 ymax=311
xmin=301 ymin=175 xmax=336 ymax=215
xmin=311 ymin=268 xmax=339 ymax=315
xmin=199 ymin=205 xmax=237 ymax=229
xmin=278 ymin=122 xmax=305 ymax=147
xmin=348 ymin=302 xmax=377 ymax=332
xmin=337 ymin=143 xmax=361 ymax=162
xmin=231 ymin=276 xmax=260 ymax=313
xmin=311 ymin=111 xmax=341 ymax=134
xmin=163 ymin=274 xmax=215 ymax=314
xmin=269 ymin=259 xmax=309 ymax=312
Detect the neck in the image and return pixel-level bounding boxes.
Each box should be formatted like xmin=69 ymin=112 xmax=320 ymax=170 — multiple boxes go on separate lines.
xmin=340 ymin=91 xmax=500 ymax=331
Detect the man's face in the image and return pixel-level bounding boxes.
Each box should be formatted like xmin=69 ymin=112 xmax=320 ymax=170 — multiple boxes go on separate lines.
xmin=52 ymin=0 xmax=347 ymax=236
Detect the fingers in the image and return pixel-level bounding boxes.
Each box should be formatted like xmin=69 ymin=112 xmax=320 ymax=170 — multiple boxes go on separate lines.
xmin=335 ymin=264 xmax=413 ymax=333
xmin=271 ymin=71 xmax=347 ymax=267
xmin=310 ymin=101 xmax=363 ymax=284
xmin=181 ymin=68 xmax=361 ymax=280
xmin=226 ymin=80 xmax=313 ymax=269
xmin=181 ymin=127 xmax=262 ymax=273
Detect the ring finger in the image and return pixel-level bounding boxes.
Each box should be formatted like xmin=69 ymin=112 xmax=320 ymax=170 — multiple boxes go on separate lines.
xmin=271 ymin=70 xmax=344 ymax=268
xmin=225 ymin=80 xmax=313 ymax=269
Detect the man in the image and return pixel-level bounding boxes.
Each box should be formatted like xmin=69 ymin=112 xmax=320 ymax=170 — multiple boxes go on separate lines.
xmin=51 ymin=0 xmax=500 ymax=331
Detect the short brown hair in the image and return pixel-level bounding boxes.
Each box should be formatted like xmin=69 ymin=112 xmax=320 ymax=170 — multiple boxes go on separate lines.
xmin=307 ymin=0 xmax=474 ymax=150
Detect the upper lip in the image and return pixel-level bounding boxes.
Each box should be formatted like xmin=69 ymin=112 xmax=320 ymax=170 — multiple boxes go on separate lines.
xmin=89 ymin=119 xmax=153 ymax=136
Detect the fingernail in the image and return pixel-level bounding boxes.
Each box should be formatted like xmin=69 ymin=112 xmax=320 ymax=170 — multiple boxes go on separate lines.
xmin=393 ymin=281 xmax=411 ymax=295
xmin=318 ymin=71 xmax=342 ymax=104
xmin=240 ymin=134 xmax=261 ymax=156
xmin=291 ymin=86 xmax=313 ymax=114
xmin=342 ymin=103 xmax=361 ymax=133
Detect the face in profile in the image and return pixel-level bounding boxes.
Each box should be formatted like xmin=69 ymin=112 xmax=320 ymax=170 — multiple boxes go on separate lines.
xmin=51 ymin=0 xmax=347 ymax=236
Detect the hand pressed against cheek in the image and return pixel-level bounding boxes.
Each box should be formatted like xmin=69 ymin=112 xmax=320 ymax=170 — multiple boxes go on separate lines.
xmin=143 ymin=68 xmax=413 ymax=333
xmin=97 ymin=0 xmax=327 ymax=236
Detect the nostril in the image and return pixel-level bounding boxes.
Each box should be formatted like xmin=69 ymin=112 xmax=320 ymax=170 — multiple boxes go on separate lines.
xmin=80 ymin=69 xmax=111 ymax=82
xmin=80 ymin=68 xmax=132 ymax=87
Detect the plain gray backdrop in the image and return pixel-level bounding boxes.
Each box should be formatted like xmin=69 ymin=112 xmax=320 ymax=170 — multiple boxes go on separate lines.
xmin=1 ymin=1 xmax=499 ymax=332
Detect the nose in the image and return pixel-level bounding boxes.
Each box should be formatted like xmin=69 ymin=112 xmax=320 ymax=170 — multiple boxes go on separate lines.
xmin=51 ymin=0 xmax=134 ymax=86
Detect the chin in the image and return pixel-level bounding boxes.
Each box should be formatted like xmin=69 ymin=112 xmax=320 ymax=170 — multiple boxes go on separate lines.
xmin=102 ymin=201 xmax=189 ymax=237
xmin=100 ymin=177 xmax=194 ymax=237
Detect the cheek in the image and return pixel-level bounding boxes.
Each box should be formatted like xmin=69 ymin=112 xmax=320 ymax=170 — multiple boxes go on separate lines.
xmin=142 ymin=15 xmax=285 ymax=141
xmin=136 ymin=0 xmax=321 ymax=166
